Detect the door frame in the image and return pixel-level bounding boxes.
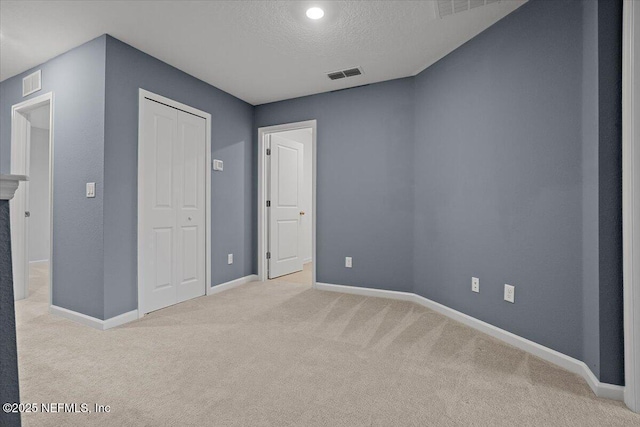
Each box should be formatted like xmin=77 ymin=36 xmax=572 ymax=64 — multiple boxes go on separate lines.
xmin=257 ymin=120 xmax=317 ymax=285
xmin=623 ymin=0 xmax=640 ymax=413
xmin=137 ymin=89 xmax=212 ymax=317
xmin=10 ymin=91 xmax=54 ymax=304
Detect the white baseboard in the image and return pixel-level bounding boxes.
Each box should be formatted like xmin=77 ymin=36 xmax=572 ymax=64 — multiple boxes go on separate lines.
xmin=303 ymin=257 xmax=312 ymax=264
xmin=49 ymin=275 xmax=259 ymax=329
xmin=49 ymin=305 xmax=138 ymax=331
xmin=582 ymin=366 xmax=626 ymax=401
xmin=102 ymin=309 xmax=139 ymax=330
xmin=29 ymin=259 xmax=49 ymax=264
xmin=208 ymin=274 xmax=258 ymax=296
xmin=314 ymin=282 xmax=624 ymax=401
xmin=315 ymin=282 xmax=415 ymax=302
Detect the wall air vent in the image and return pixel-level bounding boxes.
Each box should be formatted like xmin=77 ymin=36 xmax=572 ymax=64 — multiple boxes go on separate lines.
xmin=327 ymin=67 xmax=364 ymax=81
xmin=22 ymin=70 xmax=42 ymax=97
xmin=437 ymin=0 xmax=501 ymax=18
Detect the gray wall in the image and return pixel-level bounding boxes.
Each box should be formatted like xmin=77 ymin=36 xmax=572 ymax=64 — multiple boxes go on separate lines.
xmin=413 ymin=0 xmax=584 ymax=361
xmin=0 ymin=0 xmax=623 ymax=383
xmin=103 ymin=36 xmax=255 ymax=318
xmin=0 ymin=34 xmax=255 ymax=321
xmin=255 ymin=0 xmax=623 ymax=384
xmin=28 ymin=127 xmax=51 ymax=263
xmin=255 ymin=79 xmax=416 ymax=292
xmin=0 ymin=36 xmax=107 ymax=319
xmin=413 ymin=0 xmax=622 ymax=384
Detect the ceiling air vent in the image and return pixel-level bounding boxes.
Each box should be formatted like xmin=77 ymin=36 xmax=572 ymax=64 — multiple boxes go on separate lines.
xmin=22 ymin=70 xmax=42 ymax=97
xmin=327 ymin=67 xmax=364 ymax=81
xmin=437 ymin=0 xmax=501 ymax=18
xmin=453 ymin=0 xmax=469 ymax=14
xmin=343 ymin=68 xmax=362 ymax=77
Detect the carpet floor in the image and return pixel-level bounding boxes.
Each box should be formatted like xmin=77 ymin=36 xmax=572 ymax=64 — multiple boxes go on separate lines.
xmin=14 ymin=262 xmax=640 ymax=426
xmin=269 ymin=262 xmax=313 ymax=285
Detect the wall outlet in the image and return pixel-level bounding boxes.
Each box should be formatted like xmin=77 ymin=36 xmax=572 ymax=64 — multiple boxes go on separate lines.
xmin=86 ymin=182 xmax=96 ymax=198
xmin=213 ymin=159 xmax=224 ymax=171
xmin=227 ymin=253 xmax=233 ymax=265
xmin=345 ymin=257 xmax=352 ymax=268
xmin=472 ymin=277 xmax=479 ymax=293
xmin=504 ymin=284 xmax=515 ymax=303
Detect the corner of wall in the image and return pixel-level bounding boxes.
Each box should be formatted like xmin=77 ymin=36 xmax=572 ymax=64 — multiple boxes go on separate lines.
xmin=102 ymin=33 xmax=138 ymax=320
xmin=597 ymin=0 xmax=624 ymax=386
xmin=251 ymin=101 xmax=258 ymax=275
xmin=580 ymin=0 xmax=601 ymax=381
xmin=102 ymin=33 xmax=112 ymax=321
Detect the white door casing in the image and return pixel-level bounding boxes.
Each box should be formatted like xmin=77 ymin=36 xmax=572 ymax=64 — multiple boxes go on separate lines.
xmin=624 ymin=0 xmax=640 ymax=413
xmin=139 ymin=98 xmax=206 ymax=314
xmin=268 ymin=134 xmax=304 ymax=278
xmin=257 ymin=120 xmax=316 ymax=285
xmin=10 ymin=92 xmax=54 ymax=305
xmin=10 ymin=111 xmax=31 ymax=300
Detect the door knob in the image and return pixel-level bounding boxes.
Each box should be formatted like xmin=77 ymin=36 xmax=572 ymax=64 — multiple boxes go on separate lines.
xmin=25 ymin=211 xmax=30 ymax=218
xmin=299 ymin=211 xmax=305 ymax=215
xmin=188 ymin=216 xmax=192 ymax=221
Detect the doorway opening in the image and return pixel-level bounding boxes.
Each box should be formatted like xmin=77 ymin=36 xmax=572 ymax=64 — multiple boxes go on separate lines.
xmin=258 ymin=120 xmax=317 ymax=287
xmin=10 ymin=92 xmax=54 ymax=305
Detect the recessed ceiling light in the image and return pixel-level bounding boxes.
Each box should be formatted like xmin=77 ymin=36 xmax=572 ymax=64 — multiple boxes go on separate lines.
xmin=306 ymin=7 xmax=325 ymax=20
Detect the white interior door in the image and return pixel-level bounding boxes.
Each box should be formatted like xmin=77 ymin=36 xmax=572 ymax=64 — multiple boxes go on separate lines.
xmin=268 ymin=134 xmax=304 ymax=279
xmin=140 ymin=99 xmax=206 ymax=313
xmin=10 ymin=111 xmax=31 ymax=300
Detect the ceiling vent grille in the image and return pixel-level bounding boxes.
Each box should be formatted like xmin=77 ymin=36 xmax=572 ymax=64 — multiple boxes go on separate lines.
xmin=343 ymin=68 xmax=362 ymax=77
xmin=327 ymin=67 xmax=364 ymax=81
xmin=22 ymin=70 xmax=42 ymax=97
xmin=437 ymin=0 xmax=501 ymax=18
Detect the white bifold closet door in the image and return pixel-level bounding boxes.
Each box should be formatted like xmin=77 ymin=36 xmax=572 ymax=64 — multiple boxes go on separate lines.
xmin=140 ymin=99 xmax=206 ymax=314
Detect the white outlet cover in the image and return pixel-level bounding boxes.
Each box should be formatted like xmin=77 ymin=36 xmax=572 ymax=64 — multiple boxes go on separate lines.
xmin=504 ymin=284 xmax=515 ymax=303
xmin=345 ymin=257 xmax=352 ymax=268
xmin=213 ymin=159 xmax=224 ymax=171
xmin=472 ymin=277 xmax=479 ymax=293
xmin=228 ymin=253 xmax=233 ymax=264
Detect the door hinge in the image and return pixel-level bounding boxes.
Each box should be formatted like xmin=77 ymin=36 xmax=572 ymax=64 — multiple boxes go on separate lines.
xmin=266 ymin=252 xmax=271 ymax=259
xmin=266 ymin=148 xmax=271 ymax=155
xmin=266 ymin=200 xmax=271 ymax=207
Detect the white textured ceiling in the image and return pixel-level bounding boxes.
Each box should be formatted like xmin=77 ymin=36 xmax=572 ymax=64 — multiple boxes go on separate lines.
xmin=0 ymin=1 xmax=527 ymax=105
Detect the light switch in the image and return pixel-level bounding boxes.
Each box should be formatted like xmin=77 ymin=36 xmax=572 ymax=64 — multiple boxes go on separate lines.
xmin=86 ymin=182 xmax=96 ymax=198
xmin=213 ymin=159 xmax=224 ymax=171
xmin=228 ymin=253 xmax=233 ymax=265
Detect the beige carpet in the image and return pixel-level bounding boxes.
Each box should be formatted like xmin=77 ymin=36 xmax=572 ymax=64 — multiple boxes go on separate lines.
xmin=270 ymin=262 xmax=312 ymax=285
xmin=14 ymin=263 xmax=640 ymax=426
